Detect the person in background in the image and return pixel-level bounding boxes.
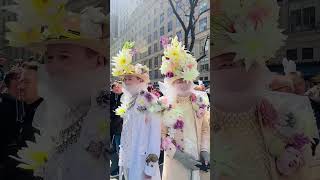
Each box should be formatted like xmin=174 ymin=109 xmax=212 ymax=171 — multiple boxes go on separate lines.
xmin=0 ymin=68 xmax=25 ymax=179
xmin=110 ymin=81 xmax=123 ymax=177
xmin=18 ymin=62 xmax=44 ymax=146
xmin=287 ymin=72 xmax=306 ymax=96
xmin=269 ymin=75 xmax=294 ymax=93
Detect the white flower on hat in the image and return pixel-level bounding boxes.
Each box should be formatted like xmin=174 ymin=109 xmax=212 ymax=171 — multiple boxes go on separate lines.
xmin=227 ymin=21 xmax=286 ymax=70
xmin=80 ymin=7 xmax=106 ymax=39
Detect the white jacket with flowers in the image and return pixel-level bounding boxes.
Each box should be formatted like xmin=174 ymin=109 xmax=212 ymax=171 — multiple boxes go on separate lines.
xmin=117 ymin=90 xmax=163 ymax=180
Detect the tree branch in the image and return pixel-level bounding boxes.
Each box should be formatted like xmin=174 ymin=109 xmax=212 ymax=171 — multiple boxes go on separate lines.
xmin=194 ymin=8 xmax=209 ymax=25
xmin=168 ymin=0 xmax=187 ymax=32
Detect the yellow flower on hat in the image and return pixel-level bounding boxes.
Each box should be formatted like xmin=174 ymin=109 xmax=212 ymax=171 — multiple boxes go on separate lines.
xmin=112 ymin=41 xmax=139 ymax=77
xmin=164 ymin=36 xmax=187 ymax=64
xmin=211 ymin=0 xmax=286 ymax=70
xmin=227 ymin=21 xmax=286 ymax=70
xmin=114 ymin=49 xmax=132 ymax=66
xmin=161 ymin=36 xmax=199 ymax=82
xmin=6 ymin=22 xmax=42 ymax=47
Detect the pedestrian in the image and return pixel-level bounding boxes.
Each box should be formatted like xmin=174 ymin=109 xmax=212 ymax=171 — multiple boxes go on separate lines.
xmin=110 ymin=81 xmax=123 ymax=177
xmin=159 ymin=36 xmax=210 ymax=180
xmin=112 ymin=41 xmax=162 ymax=180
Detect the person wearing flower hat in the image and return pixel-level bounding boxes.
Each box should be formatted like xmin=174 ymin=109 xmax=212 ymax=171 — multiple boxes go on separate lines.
xmin=112 ymin=42 xmax=163 ymax=180
xmin=158 ymin=36 xmax=210 ymax=180
xmin=211 ymin=0 xmax=318 ymax=180
xmin=3 ymin=1 xmax=109 ymax=180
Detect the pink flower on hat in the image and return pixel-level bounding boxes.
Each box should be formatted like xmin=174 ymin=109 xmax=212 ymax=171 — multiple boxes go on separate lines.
xmin=247 ymin=6 xmax=270 ymax=29
xmin=187 ymin=63 xmax=194 ymax=70
xmin=160 ymin=36 xmax=170 ymax=48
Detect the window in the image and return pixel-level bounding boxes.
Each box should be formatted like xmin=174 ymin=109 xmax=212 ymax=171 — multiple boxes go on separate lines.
xmin=199 ymin=17 xmax=207 ymax=32
xmin=176 ymin=31 xmax=183 ymax=41
xmin=200 ymin=77 xmax=203 ymax=80
xmin=160 ymin=13 xmax=164 ymax=24
xmin=154 ymin=31 xmax=158 ymax=41
xmin=167 ymin=7 xmax=173 ymax=17
xmin=148 ymin=34 xmax=152 ymax=43
xmin=286 ymin=49 xmax=298 ymax=60
xmin=168 ymin=21 xmax=173 ymax=32
xmin=149 ymin=59 xmax=153 ymax=69
xmin=204 ymin=77 xmax=208 ymax=81
xmin=200 ymin=64 xmax=205 ymax=72
xmin=155 ymin=70 xmax=159 ymax=79
xmin=200 ymin=2 xmax=208 ymax=13
xmin=302 ymin=48 xmax=313 ymax=60
xmin=204 ymin=64 xmax=209 ymax=72
xmin=154 ymin=18 xmax=158 ymax=28
xmin=176 ymin=19 xmax=182 ymax=27
xmin=290 ymin=9 xmax=302 ymax=32
xmin=148 ymin=23 xmax=151 ymax=32
xmin=154 ymin=56 xmax=159 ymax=67
xmin=149 ymin=71 xmax=153 ymax=79
xmin=302 ymin=7 xmax=315 ymax=30
xmin=160 ymin=26 xmax=164 ymax=36
xmin=154 ymin=43 xmax=158 ymax=52
xmin=148 ymin=46 xmax=152 ymax=55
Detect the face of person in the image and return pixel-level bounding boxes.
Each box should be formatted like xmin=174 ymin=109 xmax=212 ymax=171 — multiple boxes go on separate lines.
xmin=211 ymin=53 xmax=263 ymax=94
xmin=172 ymin=79 xmax=192 ymax=95
xmin=46 ymin=44 xmax=99 ymax=77
xmin=44 ymin=44 xmax=106 ymax=106
xmin=123 ymin=75 xmax=143 ymax=86
xmin=8 ymin=76 xmax=21 ymax=99
xmin=19 ymin=69 xmax=38 ymax=102
xmin=112 ymin=83 xmax=122 ymax=94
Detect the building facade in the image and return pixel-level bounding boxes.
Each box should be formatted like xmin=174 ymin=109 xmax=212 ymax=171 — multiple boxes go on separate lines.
xmin=269 ymin=0 xmax=320 ymax=79
xmin=110 ymin=0 xmax=210 ymax=86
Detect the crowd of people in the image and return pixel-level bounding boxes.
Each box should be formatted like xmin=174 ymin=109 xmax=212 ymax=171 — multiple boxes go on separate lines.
xmin=109 ymin=80 xmax=210 ymax=178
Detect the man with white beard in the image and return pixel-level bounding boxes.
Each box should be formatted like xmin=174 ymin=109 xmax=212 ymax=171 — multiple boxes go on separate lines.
xmin=3 ymin=1 xmax=109 ymax=180
xmin=112 ymin=42 xmax=162 ymax=180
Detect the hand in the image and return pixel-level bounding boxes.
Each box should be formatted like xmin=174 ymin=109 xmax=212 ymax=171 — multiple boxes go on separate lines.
xmin=200 ymin=151 xmax=210 ymax=165
xmin=144 ymin=173 xmax=152 ymax=179
xmin=276 ymin=147 xmax=304 ymax=176
xmin=173 ymin=149 xmax=201 ymax=170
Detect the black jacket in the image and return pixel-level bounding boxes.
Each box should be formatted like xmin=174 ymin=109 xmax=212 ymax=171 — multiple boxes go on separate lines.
xmin=0 ymin=94 xmax=43 ymax=179
xmin=110 ymin=92 xmax=123 ymax=136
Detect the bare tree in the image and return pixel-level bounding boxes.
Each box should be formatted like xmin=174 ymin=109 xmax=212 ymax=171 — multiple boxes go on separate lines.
xmin=168 ymin=0 xmax=209 ymax=62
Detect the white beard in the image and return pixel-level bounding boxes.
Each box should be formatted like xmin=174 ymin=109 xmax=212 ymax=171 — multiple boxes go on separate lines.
xmin=122 ymin=83 xmax=147 ymax=96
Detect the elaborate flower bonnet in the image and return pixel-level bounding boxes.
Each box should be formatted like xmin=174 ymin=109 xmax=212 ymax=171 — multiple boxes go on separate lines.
xmin=112 ymin=41 xmax=150 ymax=83
xmin=160 ymin=36 xmax=199 ymax=83
xmin=211 ymin=0 xmax=287 ymax=70
xmin=3 ymin=0 xmax=108 ymax=57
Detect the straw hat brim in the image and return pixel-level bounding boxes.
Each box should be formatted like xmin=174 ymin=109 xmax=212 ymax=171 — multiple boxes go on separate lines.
xmin=27 ymin=38 xmax=108 ymax=58
xmin=119 ymin=73 xmax=150 ymax=83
